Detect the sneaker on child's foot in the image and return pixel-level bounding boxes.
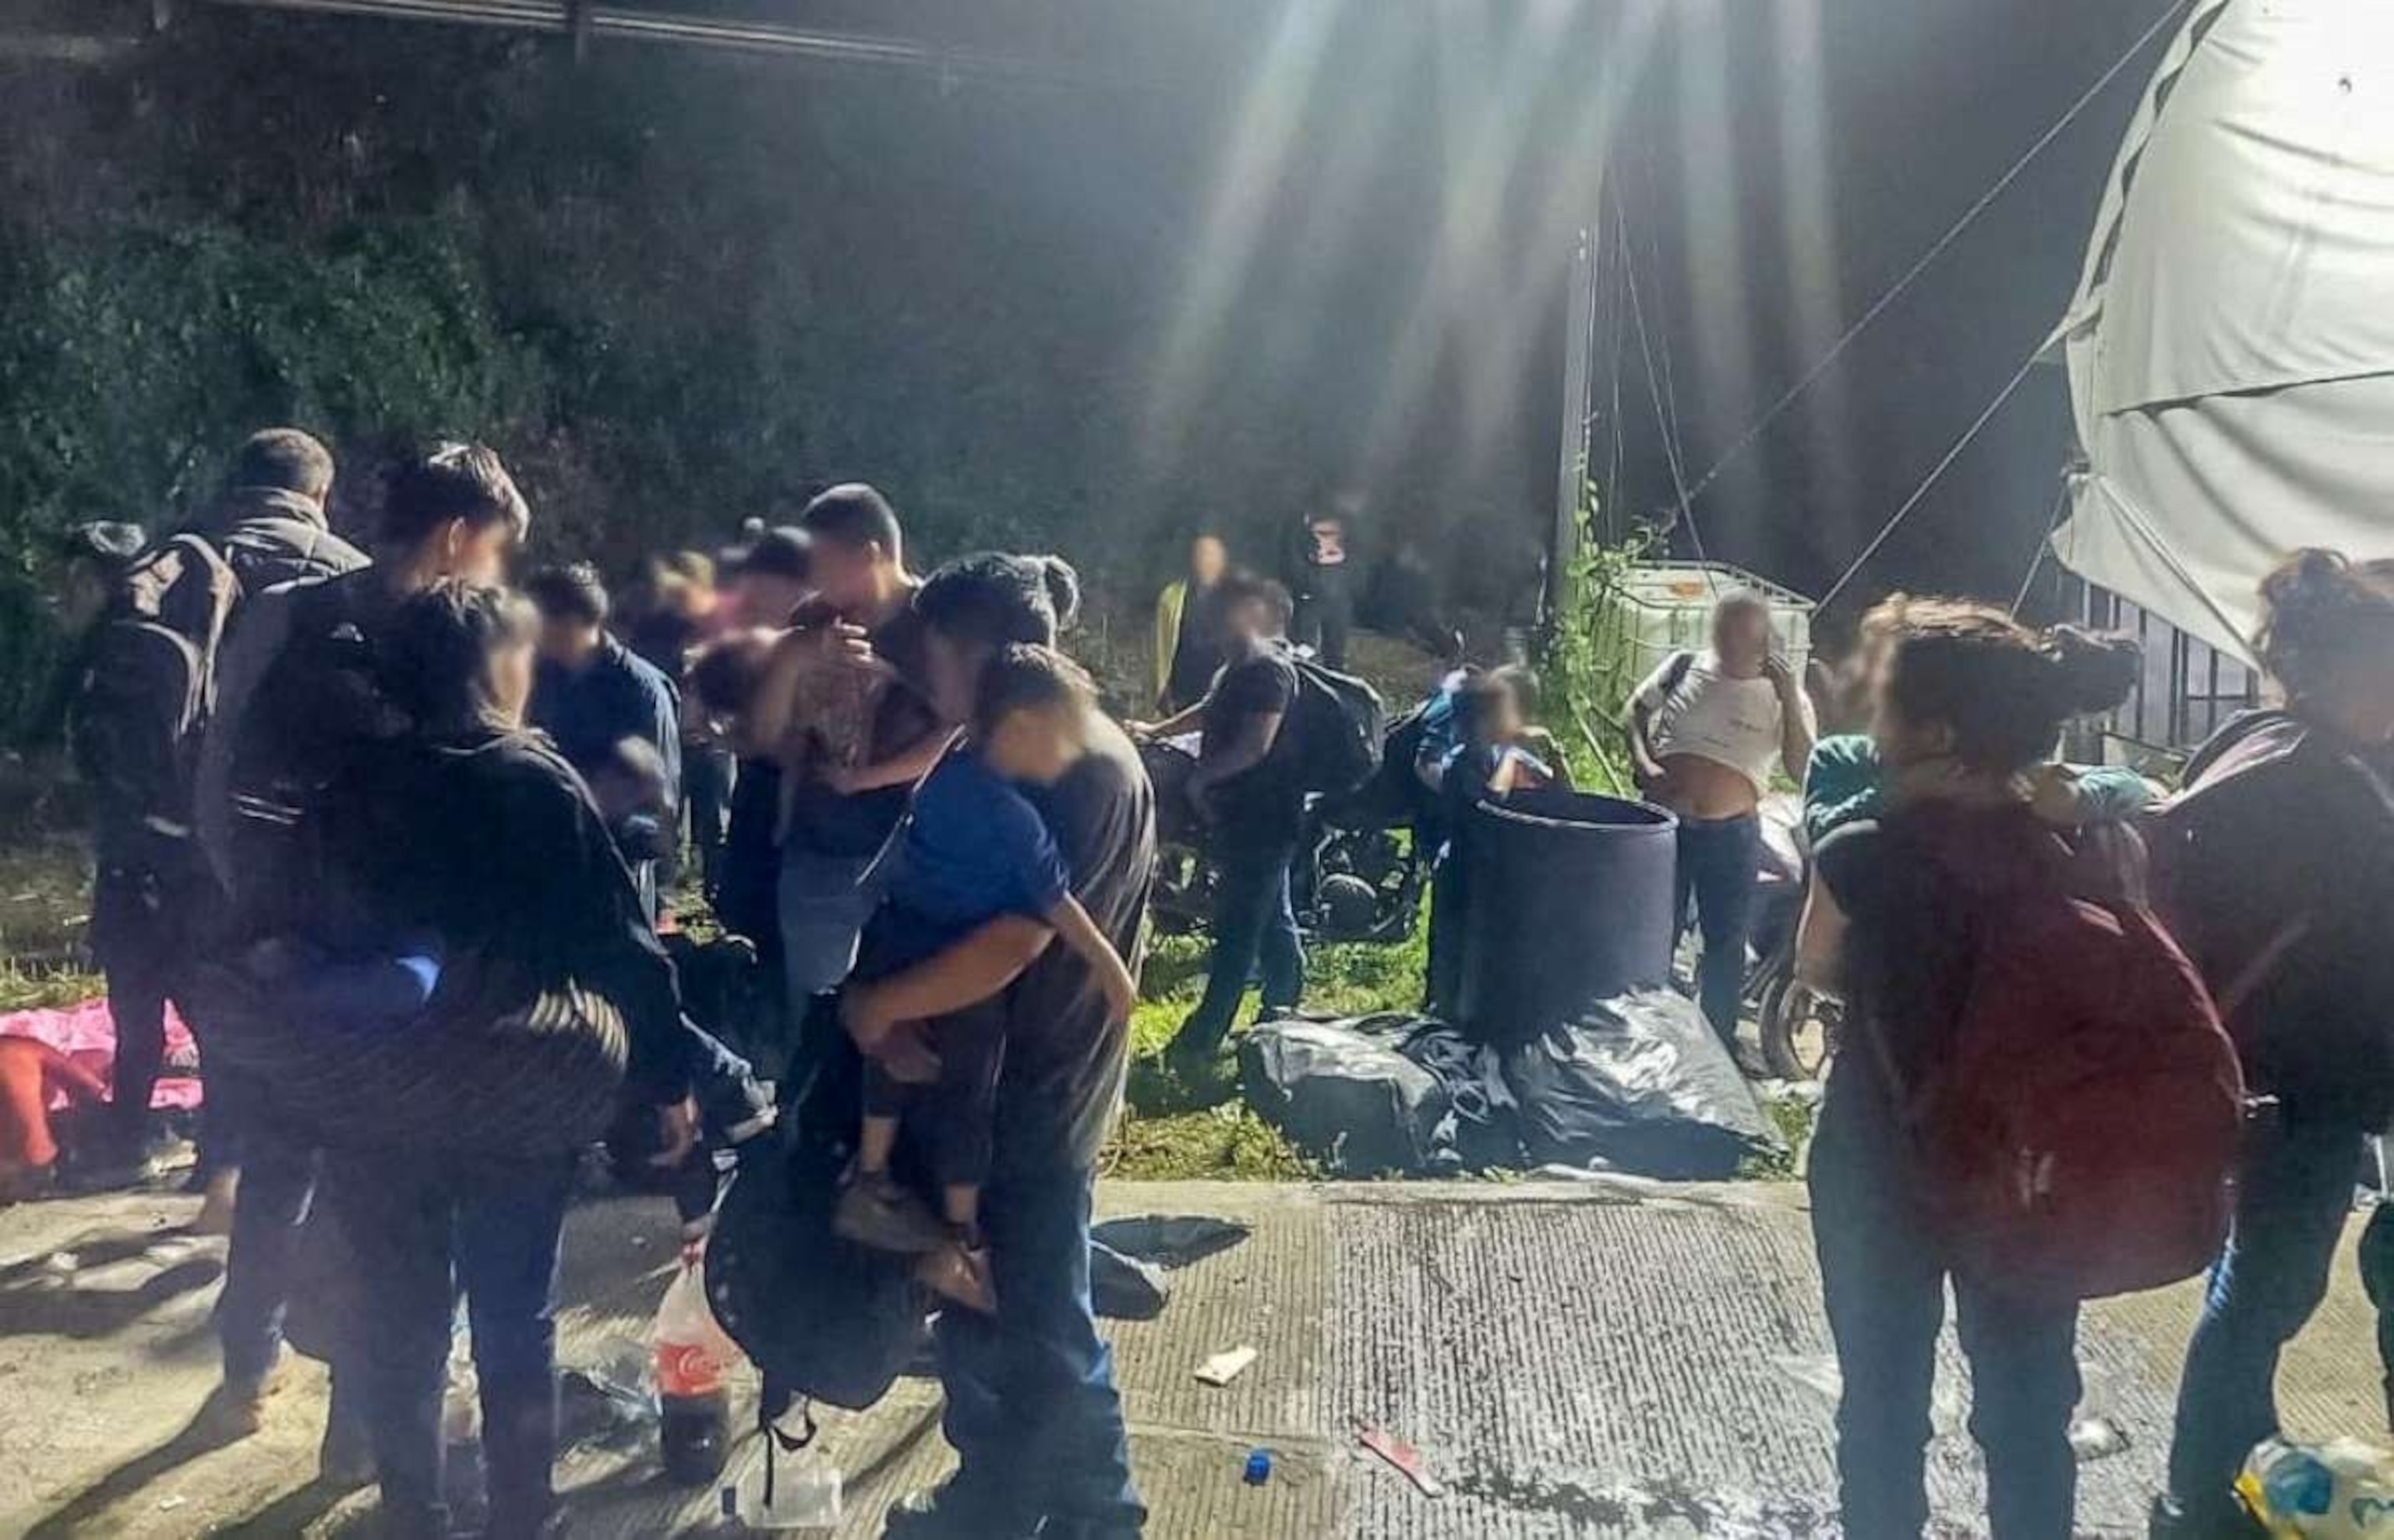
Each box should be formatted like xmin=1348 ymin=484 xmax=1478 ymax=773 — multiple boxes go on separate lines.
xmin=916 ymin=1242 xmax=998 ymax=1316
xmin=832 ymin=1170 xmax=952 ymax=1255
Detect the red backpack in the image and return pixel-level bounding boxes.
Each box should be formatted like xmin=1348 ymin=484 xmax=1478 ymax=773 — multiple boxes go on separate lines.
xmin=1880 ymin=805 xmax=2244 ymax=1305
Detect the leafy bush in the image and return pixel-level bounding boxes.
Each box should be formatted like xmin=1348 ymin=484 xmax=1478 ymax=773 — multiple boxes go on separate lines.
xmin=1535 ymin=482 xmax=1661 ymax=793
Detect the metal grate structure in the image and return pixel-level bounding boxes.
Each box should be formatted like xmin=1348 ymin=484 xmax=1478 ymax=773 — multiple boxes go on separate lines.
xmin=2066 ymin=574 xmax=2260 ymax=761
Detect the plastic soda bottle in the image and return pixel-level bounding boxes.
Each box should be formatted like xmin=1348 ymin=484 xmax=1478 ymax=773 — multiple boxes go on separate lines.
xmin=653 ymin=1259 xmax=734 ymax=1485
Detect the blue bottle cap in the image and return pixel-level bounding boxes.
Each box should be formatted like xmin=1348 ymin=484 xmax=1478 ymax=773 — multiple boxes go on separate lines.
xmin=1244 ymin=1449 xmax=1273 ymax=1485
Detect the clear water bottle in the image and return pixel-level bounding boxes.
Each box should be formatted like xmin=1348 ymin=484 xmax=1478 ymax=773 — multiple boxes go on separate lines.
xmin=723 ymin=1452 xmax=842 ymax=1530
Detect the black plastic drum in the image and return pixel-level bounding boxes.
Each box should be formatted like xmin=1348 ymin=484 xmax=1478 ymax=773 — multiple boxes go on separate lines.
xmin=1456 ymin=789 xmax=1678 ymax=1046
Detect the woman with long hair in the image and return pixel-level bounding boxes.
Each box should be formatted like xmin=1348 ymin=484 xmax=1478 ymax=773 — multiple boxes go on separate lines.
xmin=1795 ymin=602 xmax=2140 ymax=1537
xmin=312 ymin=579 xmax=764 ymax=1538
xmin=2153 ymin=550 xmax=2394 ymax=1537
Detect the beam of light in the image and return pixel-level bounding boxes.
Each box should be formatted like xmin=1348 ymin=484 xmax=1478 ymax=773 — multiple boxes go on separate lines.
xmin=1488 ymin=0 xmax=1668 ymax=458
xmin=1259 ymin=14 xmax=1419 ymax=427
xmin=1770 ymin=0 xmax=1855 ymax=511
xmin=1139 ymin=0 xmax=1345 ymax=478
xmin=1454 ymin=0 xmax=1591 ymax=464
xmin=1668 ymin=0 xmax=1764 ymax=512
xmin=1354 ymin=0 xmax=1588 ymax=486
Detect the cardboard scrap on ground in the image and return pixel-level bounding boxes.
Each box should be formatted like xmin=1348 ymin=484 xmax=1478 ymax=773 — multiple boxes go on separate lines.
xmin=1195 ymin=1346 xmax=1257 ymax=1386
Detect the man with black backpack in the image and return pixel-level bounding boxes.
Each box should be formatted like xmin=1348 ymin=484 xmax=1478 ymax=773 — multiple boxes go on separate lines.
xmin=190 ymin=429 xmax=366 ymax=597
xmin=191 ymin=443 xmax=531 ymax=1449
xmin=52 ymin=519 xmax=196 ymax=1184
xmin=58 ymin=433 xmax=367 ymax=1193
xmin=1143 ymin=573 xmax=1312 ymax=1075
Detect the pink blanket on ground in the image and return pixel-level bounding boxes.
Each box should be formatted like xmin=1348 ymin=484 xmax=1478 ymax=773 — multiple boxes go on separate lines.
xmin=0 ymin=996 xmax=204 ymax=1111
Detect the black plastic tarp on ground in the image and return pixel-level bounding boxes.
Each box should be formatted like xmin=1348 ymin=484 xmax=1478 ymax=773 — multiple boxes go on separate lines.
xmin=1239 ymin=994 xmax=1775 ymax=1181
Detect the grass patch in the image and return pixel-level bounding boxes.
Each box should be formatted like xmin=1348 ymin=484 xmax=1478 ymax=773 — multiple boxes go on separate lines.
xmin=1737 ymin=1090 xmax=1819 ymax=1181
xmin=1100 ymin=909 xmax=1432 ymax=1181
xmin=0 ymin=832 xmax=101 ymax=1013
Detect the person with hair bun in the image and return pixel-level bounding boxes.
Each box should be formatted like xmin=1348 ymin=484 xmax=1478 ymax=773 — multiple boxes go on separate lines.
xmin=2153 ymin=549 xmax=2394 ymax=1537
xmin=839 ymin=551 xmax=1153 ymax=1537
xmin=1793 ymin=602 xmax=2141 ymax=1538
xmin=831 ymin=642 xmax=1138 ymax=1316
xmin=296 ymin=579 xmax=767 ymax=1538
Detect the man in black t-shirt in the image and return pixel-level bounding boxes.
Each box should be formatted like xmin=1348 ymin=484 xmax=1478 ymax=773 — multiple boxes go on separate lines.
xmin=1141 ymin=574 xmax=1308 ymax=1069
xmin=842 ymin=553 xmax=1153 ymax=1540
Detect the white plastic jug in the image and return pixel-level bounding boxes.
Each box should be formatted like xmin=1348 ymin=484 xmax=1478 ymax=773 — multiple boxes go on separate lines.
xmin=723 ymin=1453 xmax=842 ymax=1531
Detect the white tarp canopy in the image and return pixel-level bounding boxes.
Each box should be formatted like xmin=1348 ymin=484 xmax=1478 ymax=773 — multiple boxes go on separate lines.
xmin=2051 ymin=0 xmax=2394 ymax=663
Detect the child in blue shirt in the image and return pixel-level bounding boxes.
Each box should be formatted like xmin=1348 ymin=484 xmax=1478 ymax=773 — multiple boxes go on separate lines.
xmin=1421 ymin=668 xmax=1565 ymax=1014
xmin=835 ymin=644 xmax=1137 ymax=1311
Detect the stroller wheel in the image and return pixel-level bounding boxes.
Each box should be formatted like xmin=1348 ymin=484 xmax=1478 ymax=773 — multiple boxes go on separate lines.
xmin=1758 ymin=974 xmax=1840 ymax=1082
xmin=1315 ymin=874 xmax=1380 ymax=940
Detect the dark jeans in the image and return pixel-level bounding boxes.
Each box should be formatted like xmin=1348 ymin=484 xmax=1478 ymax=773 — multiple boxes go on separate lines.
xmin=1292 ymin=569 xmax=1352 ymax=670
xmin=1673 ymin=812 xmax=1761 ymax=1044
xmin=930 ymin=1164 xmax=1145 ymax=1538
xmin=2361 ymin=1200 xmax=2394 ymax=1429
xmin=90 ymin=865 xmax=193 ymax=1153
xmin=1174 ymin=839 xmax=1304 ymax=1056
xmin=217 ymin=1118 xmax=320 ymax=1386
xmin=1425 ymin=848 xmax=1466 ymax=1019
xmin=685 ymin=744 xmax=735 ymax=901
xmin=2165 ymin=1112 xmax=2364 ymax=1521
xmin=1810 ymin=1077 xmax=2081 ymax=1538
xmin=331 ymin=1149 xmax=577 ymax=1539
xmin=861 ymin=995 xmax=1006 ymax=1190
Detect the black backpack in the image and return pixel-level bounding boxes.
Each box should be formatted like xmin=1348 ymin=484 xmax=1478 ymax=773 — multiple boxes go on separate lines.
xmin=2149 ymin=712 xmax=2394 ymax=1017
xmin=705 ymin=1129 xmax=930 ymax=1411
xmin=1319 ymin=694 xmax=1435 ymax=832
xmin=1284 ymin=652 xmax=1386 ymax=799
xmin=70 ymin=534 xmax=240 ymax=850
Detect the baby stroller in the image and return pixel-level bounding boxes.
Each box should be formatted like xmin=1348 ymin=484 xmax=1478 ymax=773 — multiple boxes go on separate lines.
xmin=1138 ymin=734 xmax=1425 ymax=945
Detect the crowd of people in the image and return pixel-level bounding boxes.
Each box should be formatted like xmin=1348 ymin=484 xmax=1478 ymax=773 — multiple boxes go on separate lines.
xmin=35 ymin=433 xmax=1153 ymax=1538
xmin=16 ymin=419 xmax=2394 ymax=1539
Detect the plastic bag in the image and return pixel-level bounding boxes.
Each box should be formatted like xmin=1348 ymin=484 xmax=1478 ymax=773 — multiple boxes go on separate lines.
xmin=1089 ymin=1241 xmax=1169 ymax=1321
xmin=1499 ymin=991 xmax=1778 ymax=1179
xmin=1400 ymin=1021 xmax=1521 ymax=1170
xmin=2239 ymin=1436 xmax=2394 ymax=1538
xmin=1239 ymin=1019 xmax=1452 ymax=1176
xmin=653 ymin=1258 xmax=738 ymax=1401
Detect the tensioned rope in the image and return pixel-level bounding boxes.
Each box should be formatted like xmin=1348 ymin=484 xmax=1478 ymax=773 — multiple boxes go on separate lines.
xmin=1619 ymin=196 xmax=1714 ymax=581
xmin=1656 ymin=0 xmax=2191 ymax=514
xmin=2009 ymin=481 xmax=2074 ymax=616
xmin=1817 ymin=338 xmax=2044 ymax=609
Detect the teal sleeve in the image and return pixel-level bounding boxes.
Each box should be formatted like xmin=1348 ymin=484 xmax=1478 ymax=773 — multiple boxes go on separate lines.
xmin=1803 ymin=734 xmax=1885 ymax=847
xmin=2065 ymin=763 xmax=2156 ymax=827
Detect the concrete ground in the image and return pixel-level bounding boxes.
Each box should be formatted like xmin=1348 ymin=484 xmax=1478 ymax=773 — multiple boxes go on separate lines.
xmin=0 ymin=1175 xmax=2387 ymax=1538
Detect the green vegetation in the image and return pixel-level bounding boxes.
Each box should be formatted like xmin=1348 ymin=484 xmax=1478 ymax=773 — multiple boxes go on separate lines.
xmin=0 ymin=833 xmax=103 ymax=1012
xmin=0 ymin=12 xmax=1551 ymax=743
xmin=1100 ymin=923 xmax=1431 ymax=1182
xmin=1534 ymin=484 xmax=1661 ymax=796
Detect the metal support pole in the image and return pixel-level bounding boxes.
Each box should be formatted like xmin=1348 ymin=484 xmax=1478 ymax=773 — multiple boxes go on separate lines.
xmin=1548 ymin=223 xmax=1599 ymax=623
